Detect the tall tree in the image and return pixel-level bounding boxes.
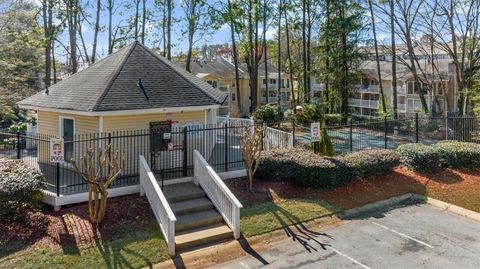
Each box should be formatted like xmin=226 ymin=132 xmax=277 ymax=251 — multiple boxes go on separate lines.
xmin=367 ymin=0 xmax=387 ymax=114
xmin=226 ymin=0 xmax=243 ymax=115
xmin=64 ymin=0 xmax=79 ymax=73
xmin=277 ymin=0 xmax=282 ymax=112
xmin=91 ymin=0 xmax=101 ymax=62
xmin=181 ymin=0 xmax=211 ymax=72
xmin=167 ymin=0 xmax=172 ymax=60
xmin=42 ymin=0 xmax=53 ymax=87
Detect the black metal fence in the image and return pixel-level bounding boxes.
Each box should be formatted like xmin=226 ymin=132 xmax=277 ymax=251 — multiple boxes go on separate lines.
xmin=290 ymin=114 xmax=480 ymax=154
xmin=2 ymin=115 xmax=480 ymax=196
xmin=0 ymin=123 xmax=253 ymax=196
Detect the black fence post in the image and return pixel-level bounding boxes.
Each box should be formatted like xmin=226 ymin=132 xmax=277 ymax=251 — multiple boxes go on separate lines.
xmin=349 ymin=119 xmax=353 ymax=152
xmin=415 ymin=113 xmax=419 ymax=143
xmin=56 ymin=162 xmax=60 ymax=196
xmin=384 ymin=116 xmax=388 ymax=149
xmin=183 ymin=127 xmax=188 ymax=177
xmin=108 ymin=133 xmax=112 ymax=175
xmin=16 ymin=131 xmax=21 ymax=159
xmin=224 ymin=123 xmax=228 ymax=171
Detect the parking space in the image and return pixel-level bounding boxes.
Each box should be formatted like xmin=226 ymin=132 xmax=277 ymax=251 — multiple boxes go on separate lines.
xmin=212 ymin=204 xmax=480 ymax=269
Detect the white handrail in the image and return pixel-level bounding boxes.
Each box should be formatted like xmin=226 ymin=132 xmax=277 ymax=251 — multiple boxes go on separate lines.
xmin=263 ymin=126 xmax=294 ymax=150
xmin=193 ymin=150 xmax=243 ymax=239
xmin=139 ymin=155 xmax=176 ymax=256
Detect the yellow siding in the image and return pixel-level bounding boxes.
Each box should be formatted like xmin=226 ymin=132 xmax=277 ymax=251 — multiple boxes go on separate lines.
xmin=37 ymin=110 xmax=99 ymax=136
xmin=103 ymin=110 xmax=206 ymax=132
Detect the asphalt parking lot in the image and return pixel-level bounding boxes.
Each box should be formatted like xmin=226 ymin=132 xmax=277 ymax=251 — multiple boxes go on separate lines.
xmin=212 ymin=204 xmax=480 ymax=269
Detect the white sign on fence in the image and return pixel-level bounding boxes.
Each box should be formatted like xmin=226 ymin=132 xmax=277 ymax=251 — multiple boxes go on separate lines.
xmin=50 ymin=138 xmax=64 ymax=163
xmin=311 ymin=122 xmax=320 ymax=142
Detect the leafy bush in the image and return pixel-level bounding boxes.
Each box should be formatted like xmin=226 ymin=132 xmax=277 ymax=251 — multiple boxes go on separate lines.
xmin=0 ymin=159 xmax=45 ymax=221
xmin=295 ymin=103 xmax=323 ymax=126
xmin=253 ymin=104 xmax=280 ymax=123
xmin=344 ymin=149 xmax=400 ymax=178
xmin=433 ymin=141 xmax=480 ymax=168
xmin=325 ymin=114 xmax=343 ymax=125
xmin=397 ymin=143 xmax=440 ymax=172
xmin=257 ymin=148 xmax=354 ymax=188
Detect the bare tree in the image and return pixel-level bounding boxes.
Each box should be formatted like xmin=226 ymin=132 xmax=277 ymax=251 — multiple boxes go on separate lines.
xmin=91 ymin=0 xmax=101 ymax=63
xmin=71 ymin=145 xmax=125 ymax=224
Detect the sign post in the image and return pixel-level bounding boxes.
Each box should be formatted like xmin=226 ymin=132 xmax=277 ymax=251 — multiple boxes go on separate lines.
xmin=311 ymin=122 xmax=320 ymax=154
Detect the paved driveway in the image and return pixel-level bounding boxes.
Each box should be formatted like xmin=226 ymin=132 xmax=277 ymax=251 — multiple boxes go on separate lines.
xmin=212 ymin=204 xmax=480 ymax=269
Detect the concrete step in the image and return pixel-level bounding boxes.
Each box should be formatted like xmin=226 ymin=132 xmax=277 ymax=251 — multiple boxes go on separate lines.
xmin=175 ymin=223 xmax=233 ymax=251
xmin=175 ymin=209 xmax=223 ymax=232
xmin=163 ymin=182 xmax=205 ymax=203
xmin=170 ymin=197 xmax=214 ymax=216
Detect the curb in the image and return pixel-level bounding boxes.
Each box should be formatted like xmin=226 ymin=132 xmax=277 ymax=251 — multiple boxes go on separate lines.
xmin=415 ymin=194 xmax=480 ymax=223
xmin=338 ymin=193 xmax=422 ymax=219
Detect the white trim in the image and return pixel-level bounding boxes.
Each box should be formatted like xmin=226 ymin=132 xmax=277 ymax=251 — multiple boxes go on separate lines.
xmin=19 ymin=104 xmax=221 ymax=117
xmin=59 ymin=116 xmax=75 ymax=139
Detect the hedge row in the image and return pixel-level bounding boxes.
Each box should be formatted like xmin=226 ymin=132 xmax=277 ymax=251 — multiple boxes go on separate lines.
xmin=257 ymin=148 xmax=399 ymax=189
xmin=398 ymin=141 xmax=480 ymax=171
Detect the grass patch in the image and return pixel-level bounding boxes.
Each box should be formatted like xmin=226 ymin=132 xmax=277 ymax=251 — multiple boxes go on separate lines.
xmin=0 ymin=229 xmax=168 ymax=269
xmin=240 ymin=199 xmax=338 ymax=237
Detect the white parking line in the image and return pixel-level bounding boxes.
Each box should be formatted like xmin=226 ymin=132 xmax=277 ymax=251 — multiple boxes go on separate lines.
xmin=371 ymin=221 xmax=434 ymax=249
xmin=328 ymin=246 xmax=372 ymax=269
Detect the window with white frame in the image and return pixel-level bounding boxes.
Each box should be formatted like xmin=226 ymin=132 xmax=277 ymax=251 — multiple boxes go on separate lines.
xmin=407 ymin=99 xmax=422 ymax=112
xmin=407 ymin=81 xmax=415 ymax=94
xmin=231 ymin=93 xmax=236 ymax=101
xmin=270 ymin=79 xmax=276 ymax=85
xmin=231 ymin=80 xmax=236 ymax=88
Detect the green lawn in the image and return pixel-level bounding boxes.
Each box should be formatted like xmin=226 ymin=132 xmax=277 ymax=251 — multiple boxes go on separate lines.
xmin=1 ymin=199 xmax=337 ymax=268
xmin=0 ymin=229 xmax=168 ymax=269
xmin=240 ymin=198 xmax=338 ymax=237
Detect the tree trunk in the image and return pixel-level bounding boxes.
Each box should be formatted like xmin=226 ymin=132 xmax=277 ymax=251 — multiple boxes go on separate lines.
xmin=390 ymin=0 xmax=397 ymax=119
xmin=301 ymin=0 xmax=307 ymax=103
xmin=167 ymin=0 xmax=172 ymax=60
xmin=91 ymin=0 xmax=101 ymax=63
xmin=284 ymin=8 xmax=296 ymax=112
xmin=277 ymin=0 xmax=282 ymax=113
xmin=227 ymin=0 xmax=242 ymax=115
xmin=141 ymin=0 xmax=146 ymax=44
xmin=264 ymin=0 xmax=269 ymax=105
xmin=108 ymin=0 xmax=113 ymax=54
xmin=134 ymin=0 xmax=140 ymax=41
xmin=42 ymin=0 xmax=52 ymax=88
xmin=368 ymin=0 xmax=387 ymax=114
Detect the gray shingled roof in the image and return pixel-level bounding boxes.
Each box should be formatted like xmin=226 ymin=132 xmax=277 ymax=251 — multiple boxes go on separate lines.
xmin=18 ymin=42 xmax=227 ymax=112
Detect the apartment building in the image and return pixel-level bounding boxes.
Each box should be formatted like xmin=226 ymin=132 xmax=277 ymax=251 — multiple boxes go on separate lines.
xmin=176 ymin=57 xmax=295 ymax=116
xmin=312 ymin=44 xmax=457 ymax=117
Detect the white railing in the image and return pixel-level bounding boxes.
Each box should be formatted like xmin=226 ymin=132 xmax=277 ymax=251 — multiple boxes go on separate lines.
xmin=263 ymin=126 xmax=293 ymax=150
xmin=354 ymin=84 xmax=380 ymax=93
xmin=261 ymin=97 xmax=278 ymax=104
xmin=139 ymin=155 xmax=176 ymax=256
xmin=218 ymin=116 xmax=254 ymax=127
xmin=348 ymin=98 xmax=379 ymax=109
xmin=193 ymin=150 xmax=243 ymax=239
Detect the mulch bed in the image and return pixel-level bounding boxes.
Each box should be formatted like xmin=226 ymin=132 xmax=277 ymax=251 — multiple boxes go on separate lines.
xmin=0 ymin=195 xmax=156 ymax=253
xmin=226 ymin=167 xmax=480 ymax=212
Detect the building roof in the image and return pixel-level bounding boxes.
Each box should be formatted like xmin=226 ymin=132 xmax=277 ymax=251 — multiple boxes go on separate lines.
xmin=175 ymin=57 xmax=287 ymax=80
xmin=18 ymin=42 xmax=227 ymax=112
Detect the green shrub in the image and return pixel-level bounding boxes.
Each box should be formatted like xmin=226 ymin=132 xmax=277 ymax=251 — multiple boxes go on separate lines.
xmin=325 ymin=114 xmax=342 ymax=125
xmin=257 ymin=148 xmax=354 ymax=189
xmin=344 ymin=149 xmax=400 ymax=178
xmin=433 ymin=141 xmax=480 ymax=168
xmin=295 ymin=103 xmax=323 ymax=126
xmin=253 ymin=104 xmax=280 ymax=123
xmin=397 ymin=143 xmax=440 ymax=172
xmin=0 ymin=159 xmax=45 ymax=221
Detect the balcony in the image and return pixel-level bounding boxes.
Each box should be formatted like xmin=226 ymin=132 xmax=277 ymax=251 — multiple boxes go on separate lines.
xmin=261 ymin=97 xmax=278 ymax=104
xmin=311 ymin=83 xmax=325 ymax=91
xmin=349 ymin=98 xmax=379 ymax=109
xmin=262 ymin=83 xmax=278 ymax=89
xmin=353 ymin=84 xmax=379 ymax=93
